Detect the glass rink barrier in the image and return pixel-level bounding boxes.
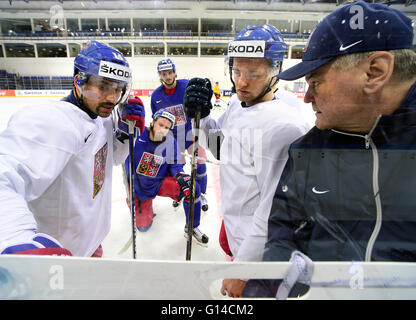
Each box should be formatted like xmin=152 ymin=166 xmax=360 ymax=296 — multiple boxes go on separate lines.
xmin=0 ymin=255 xmax=415 ymax=300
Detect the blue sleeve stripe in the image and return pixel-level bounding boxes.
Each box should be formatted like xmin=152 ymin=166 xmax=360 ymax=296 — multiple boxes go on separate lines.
xmin=1 ymin=243 xmax=38 ymax=254
xmin=33 ymin=235 xmax=61 ymax=248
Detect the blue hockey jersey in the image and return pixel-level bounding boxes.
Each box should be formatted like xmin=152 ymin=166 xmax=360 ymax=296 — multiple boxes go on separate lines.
xmin=125 ymin=128 xmax=184 ymax=200
xmin=150 ymin=79 xmax=193 ymax=151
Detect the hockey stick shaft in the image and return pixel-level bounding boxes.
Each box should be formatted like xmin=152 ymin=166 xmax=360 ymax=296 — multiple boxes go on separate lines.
xmin=128 ymin=121 xmax=137 ymax=259
xmin=185 ymin=111 xmax=201 ymax=261
xmin=220 ymin=98 xmax=229 ymax=105
xmin=119 ymin=163 xmax=133 ymax=255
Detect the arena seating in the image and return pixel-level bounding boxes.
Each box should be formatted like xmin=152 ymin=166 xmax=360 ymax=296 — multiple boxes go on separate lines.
xmin=0 ymin=70 xmax=18 ymax=90
xmin=208 ymin=30 xmax=233 ymax=37
xmin=1 ymin=28 xmax=310 ymax=39
xmin=0 ymin=70 xmax=73 ymax=90
xmin=166 ymin=30 xmax=192 ymax=37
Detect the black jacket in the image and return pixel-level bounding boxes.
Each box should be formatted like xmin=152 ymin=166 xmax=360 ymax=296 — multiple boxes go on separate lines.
xmin=243 ymin=82 xmax=416 ymax=297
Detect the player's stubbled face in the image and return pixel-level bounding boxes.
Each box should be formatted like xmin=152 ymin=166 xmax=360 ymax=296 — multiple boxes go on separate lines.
xmin=160 ymin=70 xmax=176 ymax=88
xmin=82 ymin=76 xmax=124 ymax=117
xmin=232 ymin=57 xmax=271 ymax=107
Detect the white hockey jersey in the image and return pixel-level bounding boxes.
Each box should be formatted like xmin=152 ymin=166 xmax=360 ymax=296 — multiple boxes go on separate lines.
xmin=200 ymin=91 xmax=311 ymax=262
xmin=0 ymin=100 xmax=129 ymax=256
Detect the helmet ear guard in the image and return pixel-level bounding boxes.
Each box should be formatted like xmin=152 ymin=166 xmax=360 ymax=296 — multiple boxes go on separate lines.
xmin=75 ymin=71 xmax=86 ymax=88
xmin=73 ymin=72 xmax=85 ymax=102
xmin=73 ymin=73 xmax=82 ymax=88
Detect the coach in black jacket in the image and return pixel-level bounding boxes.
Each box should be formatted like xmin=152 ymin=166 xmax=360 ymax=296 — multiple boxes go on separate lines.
xmin=243 ymin=1 xmax=416 ymax=297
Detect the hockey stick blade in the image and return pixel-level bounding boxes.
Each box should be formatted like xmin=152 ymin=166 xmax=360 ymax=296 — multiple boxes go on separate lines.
xmin=118 ymin=235 xmax=133 ymax=255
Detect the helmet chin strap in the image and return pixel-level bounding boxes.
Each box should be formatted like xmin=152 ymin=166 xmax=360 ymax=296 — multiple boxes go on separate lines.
xmin=160 ymin=73 xmax=177 ymax=87
xmin=73 ymin=75 xmax=87 ymax=109
xmin=229 ymin=59 xmax=281 ymax=108
xmin=240 ymin=75 xmax=279 ymax=108
xmin=161 ymin=80 xmax=175 ymax=88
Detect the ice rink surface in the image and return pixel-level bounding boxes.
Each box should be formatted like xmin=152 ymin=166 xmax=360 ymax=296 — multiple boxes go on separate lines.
xmin=0 ymin=94 xmax=315 ymax=262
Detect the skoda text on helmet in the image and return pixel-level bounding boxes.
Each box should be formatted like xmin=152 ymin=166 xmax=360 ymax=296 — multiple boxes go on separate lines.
xmin=157 ymin=58 xmax=176 ymax=73
xmin=153 ymin=108 xmax=176 ymax=129
xmin=227 ymin=24 xmax=288 ymax=100
xmin=73 ymin=40 xmax=132 ymax=105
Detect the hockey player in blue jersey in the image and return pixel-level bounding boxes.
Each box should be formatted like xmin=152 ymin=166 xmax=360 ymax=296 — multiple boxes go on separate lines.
xmin=150 ymin=58 xmax=209 ymax=212
xmin=124 ymin=108 xmax=209 ymax=246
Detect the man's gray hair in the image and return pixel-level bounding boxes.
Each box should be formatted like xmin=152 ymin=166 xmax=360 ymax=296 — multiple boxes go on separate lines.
xmin=332 ymin=49 xmax=416 ymax=80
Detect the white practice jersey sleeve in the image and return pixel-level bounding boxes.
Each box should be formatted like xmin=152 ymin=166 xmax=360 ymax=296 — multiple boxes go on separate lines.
xmin=199 ymin=108 xmax=228 ymax=159
xmin=0 ymin=100 xmax=128 ymax=256
xmin=234 ymin=122 xmax=309 ymax=262
xmin=219 ymin=93 xmax=311 ymax=263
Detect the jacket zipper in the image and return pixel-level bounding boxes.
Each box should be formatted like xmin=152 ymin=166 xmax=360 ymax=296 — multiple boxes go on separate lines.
xmin=331 ymin=116 xmax=382 ymax=261
xmin=365 ymin=138 xmax=382 ymax=261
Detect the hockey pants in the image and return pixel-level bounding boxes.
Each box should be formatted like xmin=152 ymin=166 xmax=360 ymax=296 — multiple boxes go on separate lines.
xmin=133 ymin=176 xmax=201 ymax=231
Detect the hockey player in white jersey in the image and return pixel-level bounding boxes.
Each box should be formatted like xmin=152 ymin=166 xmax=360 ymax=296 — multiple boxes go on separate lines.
xmin=183 ymin=25 xmax=312 ymax=297
xmin=0 ymin=40 xmax=145 ymax=257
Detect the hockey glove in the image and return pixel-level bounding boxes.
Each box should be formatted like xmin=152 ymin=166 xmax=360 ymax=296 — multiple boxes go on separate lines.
xmin=117 ymin=97 xmax=146 ymax=138
xmin=184 ymin=78 xmax=213 ymax=119
xmin=175 ymin=173 xmax=192 ymax=201
xmin=1 ymin=233 xmax=72 ymax=256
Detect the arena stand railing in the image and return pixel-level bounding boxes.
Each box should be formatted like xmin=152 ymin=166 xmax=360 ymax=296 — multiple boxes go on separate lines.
xmin=0 ymin=70 xmax=73 ymax=90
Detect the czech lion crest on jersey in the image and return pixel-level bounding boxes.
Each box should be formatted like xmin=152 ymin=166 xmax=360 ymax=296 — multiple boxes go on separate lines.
xmin=136 ymin=152 xmax=163 ymax=177
xmin=93 ymin=142 xmax=108 ymax=198
xmin=166 ymin=104 xmax=186 ymax=126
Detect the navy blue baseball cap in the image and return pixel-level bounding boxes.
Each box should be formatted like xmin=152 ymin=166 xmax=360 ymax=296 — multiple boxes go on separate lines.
xmin=278 ymin=0 xmax=413 ymax=81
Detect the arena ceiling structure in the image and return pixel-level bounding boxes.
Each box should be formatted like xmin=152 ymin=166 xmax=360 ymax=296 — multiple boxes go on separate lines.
xmin=0 ymin=0 xmax=414 ymax=31
xmin=0 ymin=0 xmax=414 ymax=89
xmin=1 ymin=0 xmax=415 ymax=13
